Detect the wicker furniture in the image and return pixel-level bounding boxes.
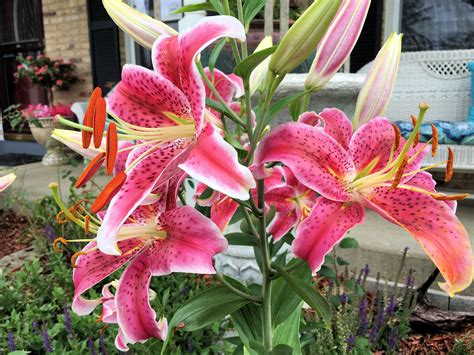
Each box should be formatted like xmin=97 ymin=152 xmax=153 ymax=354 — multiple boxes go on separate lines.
xmin=358 ymin=49 xmax=474 ymax=170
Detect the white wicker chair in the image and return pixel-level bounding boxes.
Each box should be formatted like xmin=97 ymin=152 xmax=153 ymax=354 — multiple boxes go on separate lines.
xmin=358 ymin=49 xmax=474 ymax=170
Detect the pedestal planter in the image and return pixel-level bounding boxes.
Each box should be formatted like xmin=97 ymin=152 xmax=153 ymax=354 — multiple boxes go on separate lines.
xmin=29 ymin=116 xmax=72 ymax=166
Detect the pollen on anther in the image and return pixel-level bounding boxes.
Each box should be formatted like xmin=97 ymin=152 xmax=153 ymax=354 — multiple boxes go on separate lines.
xmin=391 ymin=123 xmax=401 ymax=150
xmin=391 ymin=157 xmax=408 ymax=189
xmin=93 ymin=97 xmax=107 ymax=148
xmin=431 ymin=124 xmax=438 ymax=157
xmin=75 ymin=152 xmax=106 ymax=188
xmin=445 ymin=147 xmax=454 ymax=182
xmin=71 ymin=251 xmax=87 ymax=268
xmin=411 ymin=114 xmax=420 ymax=147
xmin=84 ymin=215 xmax=90 ymax=234
xmin=82 ymin=87 xmax=102 ymax=148
xmin=91 ymin=171 xmax=127 ymax=213
xmin=53 ymin=237 xmax=68 ymax=252
xmin=105 ymin=122 xmax=118 ymax=175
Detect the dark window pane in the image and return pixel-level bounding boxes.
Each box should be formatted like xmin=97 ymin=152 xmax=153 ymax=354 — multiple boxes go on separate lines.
xmin=401 ymin=0 xmax=474 ymax=51
xmin=0 ymin=0 xmax=42 ymax=45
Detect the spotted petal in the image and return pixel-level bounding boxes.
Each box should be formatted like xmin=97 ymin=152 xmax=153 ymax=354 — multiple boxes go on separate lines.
xmin=116 ymin=256 xmax=168 ymax=345
xmin=364 ymin=185 xmax=473 ymax=296
xmin=180 ymin=124 xmax=256 ymax=200
xmin=255 ymin=122 xmax=355 ymax=202
xmin=97 ymin=140 xmax=192 ymax=255
xmin=71 ymin=240 xmax=143 ymax=315
xmin=293 ymin=197 xmax=365 ymax=273
xmin=147 ymin=206 xmax=228 ymax=275
xmin=107 ymin=65 xmax=193 ymax=128
xmin=152 ymin=16 xmax=246 ymax=132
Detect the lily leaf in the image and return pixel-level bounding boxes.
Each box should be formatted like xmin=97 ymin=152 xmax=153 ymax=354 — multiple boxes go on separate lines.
xmin=234 ymin=46 xmax=277 ymax=80
xmin=243 ymin=0 xmax=266 ymax=31
xmin=339 ymin=237 xmax=359 ymax=248
xmin=171 ymin=2 xmax=214 ymax=14
xmin=225 ymin=232 xmax=257 ymax=247
xmin=273 ymin=306 xmax=302 ymax=353
xmin=231 ymin=303 xmax=263 ymax=353
xmin=273 ymin=264 xmax=331 ymax=327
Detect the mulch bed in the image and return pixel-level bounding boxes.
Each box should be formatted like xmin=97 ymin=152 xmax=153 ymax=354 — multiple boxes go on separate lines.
xmin=401 ymin=326 xmax=474 ymax=353
xmin=0 ymin=209 xmax=31 ymax=258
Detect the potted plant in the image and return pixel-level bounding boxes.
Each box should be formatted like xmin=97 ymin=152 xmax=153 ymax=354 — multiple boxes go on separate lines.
xmin=12 ymin=54 xmax=80 ymax=165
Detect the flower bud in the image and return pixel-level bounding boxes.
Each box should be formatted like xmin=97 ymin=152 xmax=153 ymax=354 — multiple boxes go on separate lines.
xmin=249 ymin=36 xmax=273 ymax=95
xmin=353 ymin=32 xmax=402 ymax=129
xmin=269 ymin=0 xmax=342 ymax=76
xmin=305 ymin=0 xmax=370 ymax=91
xmin=102 ymin=0 xmax=177 ymax=49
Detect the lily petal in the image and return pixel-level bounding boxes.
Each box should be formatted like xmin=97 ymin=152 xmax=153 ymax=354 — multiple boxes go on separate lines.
xmin=211 ymin=196 xmax=239 ymax=232
xmin=0 ymin=173 xmax=16 ymax=192
xmin=364 ymin=186 xmax=473 ymax=296
xmin=115 ymin=329 xmax=130 ymax=352
xmin=249 ymin=36 xmax=273 ymax=96
xmin=116 ymin=256 xmax=168 ymax=344
xmin=179 ymin=124 xmax=256 ymax=201
xmin=148 ymin=206 xmax=228 ymax=275
xmin=97 ymin=140 xmax=192 ymax=255
xmin=268 ymin=210 xmax=298 ymax=241
xmin=254 ymin=122 xmax=355 ymax=202
xmin=152 ymin=16 xmax=246 ymax=133
xmin=107 ymin=64 xmax=192 ymax=128
xmin=205 ymin=67 xmax=244 ymax=102
xmin=72 ymin=240 xmax=143 ymax=315
xmin=102 ymin=0 xmax=177 ymax=49
xmin=293 ymin=197 xmax=365 ymax=273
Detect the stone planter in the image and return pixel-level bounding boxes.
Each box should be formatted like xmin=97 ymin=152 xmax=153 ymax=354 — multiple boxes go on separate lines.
xmin=29 ymin=116 xmax=72 ymax=166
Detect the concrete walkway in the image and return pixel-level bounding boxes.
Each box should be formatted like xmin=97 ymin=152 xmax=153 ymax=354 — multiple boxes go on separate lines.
xmin=1 ymin=162 xmax=473 ymax=301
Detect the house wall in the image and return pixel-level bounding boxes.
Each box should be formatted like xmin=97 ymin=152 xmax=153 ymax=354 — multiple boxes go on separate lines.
xmin=41 ymin=0 xmax=93 ymax=105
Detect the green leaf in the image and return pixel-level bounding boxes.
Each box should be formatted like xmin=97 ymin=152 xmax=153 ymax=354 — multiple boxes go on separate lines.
xmin=263 ymin=92 xmax=305 ymax=127
xmin=234 ymin=46 xmax=277 ymax=80
xmin=226 ymin=232 xmax=257 ymax=247
xmin=339 ymin=237 xmax=359 ymax=249
xmin=243 ymin=0 xmax=266 ymax=30
xmin=168 ymin=286 xmax=250 ymax=331
xmin=171 ymin=2 xmax=214 ymax=14
xmin=324 ymin=255 xmax=335 ymax=265
xmin=273 ymin=306 xmax=302 ymax=353
xmin=272 ymin=260 xmax=311 ymax=326
xmin=273 ymin=264 xmax=331 ymax=327
xmin=208 ymin=38 xmax=227 ymax=74
xmin=209 ymin=0 xmax=225 ymax=14
xmin=231 ymin=303 xmax=263 ymax=353
xmin=318 ymin=265 xmax=336 ymax=279
xmin=271 ymin=344 xmax=294 ymax=354
xmin=288 ymin=95 xmax=304 ymax=121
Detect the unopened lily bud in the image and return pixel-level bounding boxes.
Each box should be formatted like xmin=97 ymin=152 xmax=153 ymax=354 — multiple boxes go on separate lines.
xmin=305 ymin=0 xmax=370 ymax=91
xmin=353 ymin=32 xmax=402 ymax=129
xmin=249 ymin=36 xmax=273 ymax=96
xmin=269 ymin=0 xmax=342 ymax=76
xmin=102 ymin=0 xmax=177 ymax=49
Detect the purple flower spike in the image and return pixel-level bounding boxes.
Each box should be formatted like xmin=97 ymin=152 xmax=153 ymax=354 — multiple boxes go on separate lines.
xmin=43 ymin=225 xmax=56 ymax=242
xmin=357 ymin=298 xmax=369 ymax=336
xmin=99 ymin=334 xmax=107 ymax=355
xmin=388 ymin=327 xmax=399 ymax=349
xmin=41 ymin=323 xmax=53 ymax=353
xmin=346 ymin=334 xmax=356 ymax=351
xmin=63 ymin=303 xmax=73 ymax=336
xmin=340 ymin=292 xmax=349 ymax=305
xmin=385 ymin=296 xmax=397 ymax=316
xmin=87 ymin=337 xmax=97 ymax=355
xmin=7 ymin=332 xmax=16 ymax=352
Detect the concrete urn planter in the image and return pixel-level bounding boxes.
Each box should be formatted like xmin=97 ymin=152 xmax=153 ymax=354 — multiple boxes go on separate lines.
xmin=29 ymin=116 xmax=71 ymax=166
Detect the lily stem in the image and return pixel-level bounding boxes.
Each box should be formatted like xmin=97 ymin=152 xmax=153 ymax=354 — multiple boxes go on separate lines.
xmin=257 ymin=179 xmax=273 ymax=351
xmin=216 ymin=274 xmax=262 ymax=303
xmin=196 ymin=62 xmax=245 ymax=129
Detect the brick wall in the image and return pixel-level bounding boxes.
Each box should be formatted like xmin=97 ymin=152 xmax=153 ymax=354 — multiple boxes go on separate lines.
xmin=42 ymin=0 xmax=93 ymax=105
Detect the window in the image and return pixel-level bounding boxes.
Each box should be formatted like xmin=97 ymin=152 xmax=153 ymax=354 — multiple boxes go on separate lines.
xmin=0 ymin=0 xmax=43 ymax=46
xmin=401 ymin=0 xmax=474 ymax=51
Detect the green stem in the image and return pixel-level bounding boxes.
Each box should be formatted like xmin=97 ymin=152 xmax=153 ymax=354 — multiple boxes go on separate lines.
xmin=216 ymin=274 xmax=262 ymax=303
xmin=196 ymin=62 xmax=245 ymax=129
xmin=240 ymin=206 xmax=260 ymax=244
xmin=257 ymin=179 xmax=272 ymax=351
xmin=301 ymin=89 xmax=311 ymax=113
xmin=222 ymin=0 xmax=242 ymax=64
xmin=236 ymin=0 xmax=248 ymax=59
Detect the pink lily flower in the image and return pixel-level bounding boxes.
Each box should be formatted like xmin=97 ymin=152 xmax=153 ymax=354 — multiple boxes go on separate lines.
xmin=90 ymin=16 xmax=254 ymax=255
xmin=0 ymin=173 xmax=16 ymax=192
xmin=255 ymin=108 xmax=473 ymax=296
xmin=67 ymin=173 xmax=227 ymax=348
xmin=305 ymin=0 xmax=370 ymax=91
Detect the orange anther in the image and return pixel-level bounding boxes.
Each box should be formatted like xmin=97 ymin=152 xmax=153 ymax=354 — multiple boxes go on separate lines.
xmin=93 ymin=97 xmax=107 ymax=148
xmin=56 ymin=210 xmax=68 ymax=224
xmin=53 ymin=237 xmax=68 ymax=252
xmin=445 ymin=147 xmax=454 ymax=182
xmin=434 ymin=193 xmax=469 ymax=201
xmin=71 ymin=251 xmax=87 ymax=268
xmin=431 ymin=124 xmax=438 ymax=157
xmin=75 ymin=152 xmax=106 ymax=188
xmin=411 ymin=114 xmax=420 ymax=147
xmin=84 ymin=215 xmax=90 ymax=234
xmin=82 ymin=87 xmax=102 ymax=148
xmin=391 ymin=123 xmax=401 ymax=150
xmin=91 ymin=171 xmax=127 ymax=213
xmin=105 ymin=122 xmax=118 ymax=175
xmin=391 ymin=157 xmax=408 ymax=189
